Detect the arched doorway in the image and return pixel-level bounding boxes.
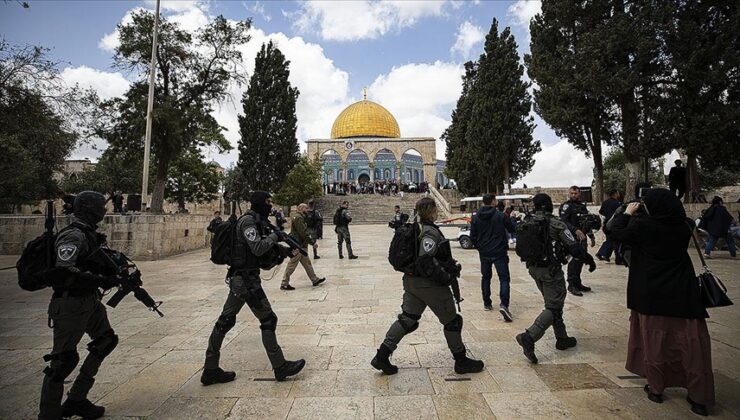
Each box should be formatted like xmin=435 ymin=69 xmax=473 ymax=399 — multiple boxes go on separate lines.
xmin=321 ymin=149 xmax=341 ymax=184
xmin=347 ymin=150 xmax=369 ymax=181
xmin=402 ymin=148 xmax=424 ymax=184
xmin=358 ymin=173 xmax=370 ymax=184
xmin=374 ymin=148 xmax=396 ymax=180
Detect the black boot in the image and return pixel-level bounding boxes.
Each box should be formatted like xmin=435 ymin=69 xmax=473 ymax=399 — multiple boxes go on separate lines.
xmin=453 ymin=351 xmax=484 ymax=374
xmin=644 ymin=384 xmax=663 ymax=403
xmin=274 ymin=359 xmax=306 ymax=381
xmin=555 ymin=336 xmax=577 ymax=350
xmin=200 ymin=367 xmax=236 ymax=386
xmin=516 ymin=333 xmax=538 ymax=364
xmin=686 ymin=396 xmax=708 ymax=416
xmin=61 ymin=398 xmax=105 ymax=420
xmin=371 ymin=344 xmax=398 ymax=375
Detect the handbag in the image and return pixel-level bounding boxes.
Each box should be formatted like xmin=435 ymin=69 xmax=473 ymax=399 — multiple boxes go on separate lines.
xmin=688 ymin=221 xmax=733 ymax=308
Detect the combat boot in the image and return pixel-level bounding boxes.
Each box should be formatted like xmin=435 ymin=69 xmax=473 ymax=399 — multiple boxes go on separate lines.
xmin=274 ymin=359 xmax=306 ymax=381
xmin=371 ymin=344 xmax=398 ymax=375
xmin=61 ymin=398 xmax=105 ymax=419
xmin=200 ymin=367 xmax=236 ymax=386
xmin=516 ymin=332 xmax=538 ymax=364
xmin=555 ymin=336 xmax=577 ymax=350
xmin=453 ymin=351 xmax=484 ymax=374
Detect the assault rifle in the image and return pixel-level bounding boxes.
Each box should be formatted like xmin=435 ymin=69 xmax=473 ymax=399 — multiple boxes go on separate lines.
xmin=445 ymin=261 xmax=464 ymax=312
xmin=86 ymin=247 xmax=164 ymax=317
xmin=264 ymin=221 xmax=309 ymax=257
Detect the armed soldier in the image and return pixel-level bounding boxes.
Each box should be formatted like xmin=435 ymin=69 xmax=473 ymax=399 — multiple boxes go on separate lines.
xmin=333 ymin=200 xmax=358 ymax=259
xmin=39 ymin=192 xmax=119 ymax=420
xmin=305 ymin=200 xmax=322 ymax=259
xmin=388 ymin=205 xmax=409 ymax=230
xmin=559 ymin=186 xmax=596 ymax=296
xmin=515 ymin=193 xmax=597 ymax=364
xmin=372 ymin=197 xmax=484 ymax=375
xmin=202 ymin=191 xmax=305 ymax=385
xmin=280 ymin=203 xmax=326 ymax=290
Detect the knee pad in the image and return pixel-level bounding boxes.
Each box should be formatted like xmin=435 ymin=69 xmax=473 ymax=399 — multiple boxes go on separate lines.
xmin=259 ymin=312 xmax=278 ymax=331
xmin=43 ymin=350 xmax=79 ymax=382
xmin=215 ymin=315 xmax=237 ymax=335
xmin=87 ymin=329 xmax=119 ymax=359
xmin=397 ymin=311 xmax=421 ymax=333
xmin=443 ymin=314 xmax=463 ymax=332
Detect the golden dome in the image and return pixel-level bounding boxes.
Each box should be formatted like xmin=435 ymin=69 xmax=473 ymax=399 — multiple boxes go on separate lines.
xmin=331 ymin=100 xmax=401 ymax=139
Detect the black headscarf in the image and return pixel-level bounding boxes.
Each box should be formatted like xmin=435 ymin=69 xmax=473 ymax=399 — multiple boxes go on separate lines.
xmin=250 ymin=191 xmax=272 ymax=217
xmin=642 ymin=188 xmax=685 ymax=224
xmin=73 ymin=191 xmax=107 ymax=226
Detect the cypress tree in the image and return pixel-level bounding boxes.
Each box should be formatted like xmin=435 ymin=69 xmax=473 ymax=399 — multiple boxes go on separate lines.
xmin=465 ymin=19 xmax=539 ymax=194
xmin=442 ymin=61 xmax=479 ymax=195
xmin=237 ymin=41 xmax=299 ymax=196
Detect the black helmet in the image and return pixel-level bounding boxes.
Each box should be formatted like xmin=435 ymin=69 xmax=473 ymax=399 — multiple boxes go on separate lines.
xmin=73 ymin=191 xmax=107 ymax=225
xmin=532 ymin=193 xmax=553 ymax=213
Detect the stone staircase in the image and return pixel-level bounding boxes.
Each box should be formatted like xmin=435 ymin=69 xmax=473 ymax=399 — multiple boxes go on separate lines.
xmin=316 ymin=193 xmax=424 ymax=224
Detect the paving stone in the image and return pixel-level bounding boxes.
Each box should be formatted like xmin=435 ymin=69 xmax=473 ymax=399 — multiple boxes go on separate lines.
xmin=483 ymin=391 xmax=574 ymax=419
xmin=432 ymin=393 xmax=494 ymax=420
xmin=148 ymin=396 xmax=237 ymax=419
xmin=374 ymin=395 xmax=437 ymax=420
xmin=553 ymin=389 xmax=639 ymax=419
xmin=489 ymin=365 xmax=549 ymax=392
xmin=534 ymin=363 xmax=619 ymax=391
xmin=175 ymin=369 xmax=293 ymax=398
xmin=427 ymin=368 xmax=501 ymax=394
xmin=287 ymin=396 xmax=373 ymax=419
xmin=227 ymin=397 xmax=294 ymax=420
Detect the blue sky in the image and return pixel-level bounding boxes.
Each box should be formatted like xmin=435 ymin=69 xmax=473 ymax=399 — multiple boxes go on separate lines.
xmin=2 ymin=0 xmax=606 ymax=187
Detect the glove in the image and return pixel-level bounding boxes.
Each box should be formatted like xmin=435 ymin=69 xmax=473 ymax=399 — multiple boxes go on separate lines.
xmin=277 ymin=244 xmax=293 ymax=259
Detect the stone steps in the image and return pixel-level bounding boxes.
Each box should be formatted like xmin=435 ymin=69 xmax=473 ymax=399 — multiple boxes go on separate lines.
xmin=316 ymin=193 xmax=422 ymax=224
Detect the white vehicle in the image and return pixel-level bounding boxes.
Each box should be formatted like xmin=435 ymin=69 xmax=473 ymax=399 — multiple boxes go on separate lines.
xmin=451 ymin=194 xmax=533 ymax=250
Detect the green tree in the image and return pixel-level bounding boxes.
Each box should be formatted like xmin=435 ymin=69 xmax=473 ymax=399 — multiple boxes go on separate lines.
xmin=442 ymin=61 xmax=480 ymax=195
xmin=0 ymin=41 xmax=91 ymax=212
xmin=527 ymin=1 xmax=617 ymax=203
xmin=97 ymin=12 xmax=250 ymax=212
xmin=273 ymin=155 xmax=323 ymax=214
xmin=601 ymin=148 xmax=663 ymax=197
xmin=165 ymin=148 xmax=223 ymax=212
xmin=465 ymin=19 xmax=539 ymax=194
xmin=237 ymin=41 xmax=299 ymax=197
xmin=58 ymin=148 xmax=144 ymax=197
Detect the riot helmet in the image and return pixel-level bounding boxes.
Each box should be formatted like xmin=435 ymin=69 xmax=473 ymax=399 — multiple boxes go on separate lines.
xmin=532 ymin=193 xmax=553 ymax=213
xmin=73 ymin=191 xmax=107 ymax=225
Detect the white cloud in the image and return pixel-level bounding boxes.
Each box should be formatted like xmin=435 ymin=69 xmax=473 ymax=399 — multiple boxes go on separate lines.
xmin=244 ymin=1 xmax=272 ymax=23
xmin=520 ymin=139 xmax=594 ymax=188
xmin=291 ymin=0 xmax=446 ymax=41
xmin=144 ymin=0 xmax=205 ymax=13
xmin=60 ymin=66 xmax=130 ymax=100
xmin=369 ymin=61 xmax=464 ymax=158
xmin=98 ymin=7 xmax=143 ymax=52
xmin=450 ymin=21 xmax=485 ymax=58
xmin=508 ymin=0 xmax=542 ymax=28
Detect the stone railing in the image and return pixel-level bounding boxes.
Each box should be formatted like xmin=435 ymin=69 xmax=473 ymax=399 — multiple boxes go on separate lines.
xmin=0 ymin=214 xmax=213 ymax=260
xmin=428 ymin=186 xmax=452 ymax=219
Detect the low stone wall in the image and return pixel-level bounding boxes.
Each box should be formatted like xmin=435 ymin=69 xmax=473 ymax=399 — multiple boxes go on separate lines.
xmin=0 ymin=214 xmax=213 ymax=260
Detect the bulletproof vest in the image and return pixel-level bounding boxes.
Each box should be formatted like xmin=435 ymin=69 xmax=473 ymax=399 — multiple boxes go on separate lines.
xmin=233 ymin=211 xmax=271 ymax=270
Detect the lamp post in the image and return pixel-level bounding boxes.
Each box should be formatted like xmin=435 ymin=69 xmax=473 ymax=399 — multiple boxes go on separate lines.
xmin=141 ymin=0 xmax=161 ymax=212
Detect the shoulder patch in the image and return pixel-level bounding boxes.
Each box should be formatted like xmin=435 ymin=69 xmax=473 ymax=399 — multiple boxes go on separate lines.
xmin=422 ymin=237 xmax=436 ymax=253
xmin=244 ymin=226 xmax=258 ymax=242
xmin=57 ymin=244 xmax=78 ymax=261
xmin=561 ymin=203 xmax=569 ymax=212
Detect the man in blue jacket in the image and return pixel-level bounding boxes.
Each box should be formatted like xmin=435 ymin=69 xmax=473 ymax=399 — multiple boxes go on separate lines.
xmin=470 ymin=194 xmax=516 ymax=321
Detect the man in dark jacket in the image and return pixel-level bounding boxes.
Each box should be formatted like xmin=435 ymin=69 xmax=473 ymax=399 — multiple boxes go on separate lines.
xmin=702 ymin=196 xmax=737 ymax=259
xmin=596 ymin=190 xmax=622 ymax=262
xmin=470 ymin=194 xmax=516 ymax=321
xmin=668 ymin=160 xmax=687 ymax=200
xmin=559 ymin=186 xmax=596 ymax=296
xmin=207 ymin=211 xmax=223 ymax=233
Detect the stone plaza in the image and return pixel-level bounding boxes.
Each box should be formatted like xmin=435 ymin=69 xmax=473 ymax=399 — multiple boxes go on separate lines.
xmin=0 ymin=224 xmax=738 ymax=419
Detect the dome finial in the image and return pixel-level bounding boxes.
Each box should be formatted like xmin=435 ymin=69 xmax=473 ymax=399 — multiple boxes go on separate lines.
xmin=362 ymin=86 xmax=368 ymax=100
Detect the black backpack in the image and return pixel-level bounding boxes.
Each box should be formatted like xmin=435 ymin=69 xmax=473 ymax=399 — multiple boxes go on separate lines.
xmin=305 ymin=210 xmax=318 ymax=228
xmin=333 ymin=208 xmax=343 ymax=226
xmin=17 ymin=202 xmax=63 ymax=291
xmin=515 ymin=215 xmax=550 ymax=264
xmin=388 ymin=222 xmax=420 ymax=274
xmin=210 ymin=214 xmax=240 ymax=265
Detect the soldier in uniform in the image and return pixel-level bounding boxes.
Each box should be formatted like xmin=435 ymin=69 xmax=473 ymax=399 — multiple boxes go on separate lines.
xmin=305 ymin=200 xmax=322 ymax=259
xmin=559 ymin=186 xmax=596 ymax=296
xmin=388 ymin=205 xmax=408 ymax=230
xmin=280 ymin=203 xmax=326 ymax=290
xmin=39 ymin=191 xmax=119 ymax=420
xmin=201 ymin=191 xmax=305 ymax=385
xmin=516 ymin=193 xmax=597 ymax=364
xmin=333 ymin=200 xmax=358 ymax=259
xmin=371 ymin=197 xmax=484 ymax=375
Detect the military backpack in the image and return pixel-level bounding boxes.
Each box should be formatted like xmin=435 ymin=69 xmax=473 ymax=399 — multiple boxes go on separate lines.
xmin=388 ymin=222 xmax=420 ymax=274
xmin=514 ymin=215 xmax=550 ymax=264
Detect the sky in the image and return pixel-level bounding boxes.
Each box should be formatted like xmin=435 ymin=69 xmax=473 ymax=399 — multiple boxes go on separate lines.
xmin=2 ymin=0 xmax=650 ymax=188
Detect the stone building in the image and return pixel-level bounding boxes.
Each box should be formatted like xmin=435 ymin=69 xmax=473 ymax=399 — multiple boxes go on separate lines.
xmin=306 ymin=92 xmax=449 ymax=187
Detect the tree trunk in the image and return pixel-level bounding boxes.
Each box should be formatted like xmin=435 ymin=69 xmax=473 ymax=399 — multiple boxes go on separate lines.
xmin=591 ymin=133 xmax=604 ymax=204
xmin=625 ymin=158 xmax=641 ymax=201
xmin=686 ymin=153 xmax=699 ymax=203
xmin=503 ymin=161 xmax=511 ymax=193
xmin=150 ymin=161 xmax=168 ymax=213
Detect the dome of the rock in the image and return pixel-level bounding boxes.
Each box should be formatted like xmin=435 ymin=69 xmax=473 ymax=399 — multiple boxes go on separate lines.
xmin=330 ymin=100 xmax=401 ymax=139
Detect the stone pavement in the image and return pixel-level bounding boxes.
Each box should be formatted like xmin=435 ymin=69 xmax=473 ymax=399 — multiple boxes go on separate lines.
xmin=0 ymin=224 xmax=738 ymax=419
